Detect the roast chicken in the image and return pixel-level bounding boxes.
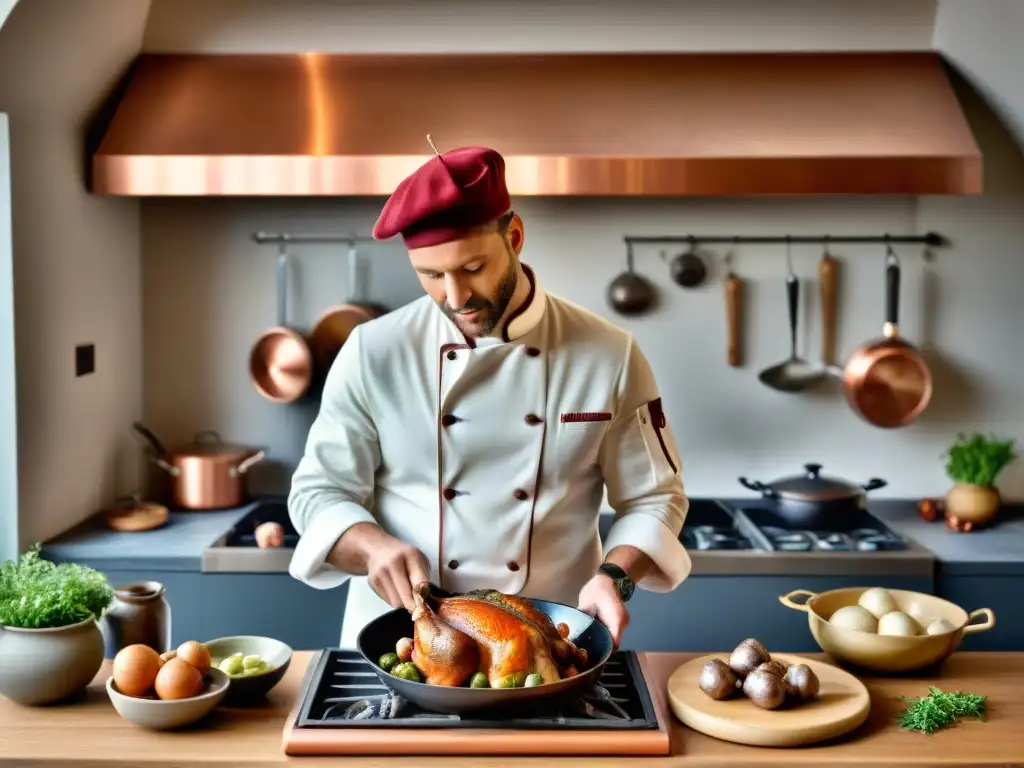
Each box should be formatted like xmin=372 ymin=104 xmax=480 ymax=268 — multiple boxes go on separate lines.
xmin=408 ymin=582 xmax=590 ymax=688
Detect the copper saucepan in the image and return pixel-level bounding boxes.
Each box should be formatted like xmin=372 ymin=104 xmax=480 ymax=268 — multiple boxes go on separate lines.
xmin=842 ymin=247 xmax=933 ymax=428
xmin=132 ymin=422 xmax=265 ymax=510
xmin=306 ymin=243 xmax=386 ymax=380
xmin=249 ymin=246 xmax=314 ymax=403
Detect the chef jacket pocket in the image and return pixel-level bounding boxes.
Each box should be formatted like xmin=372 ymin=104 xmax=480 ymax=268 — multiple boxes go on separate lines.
xmin=560 ymin=412 xmax=612 ymax=432
xmin=637 ymin=398 xmax=679 ymax=483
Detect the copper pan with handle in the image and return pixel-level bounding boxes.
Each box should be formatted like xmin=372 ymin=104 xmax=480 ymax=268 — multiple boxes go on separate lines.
xmin=248 ymin=246 xmax=314 ymax=403
xmin=842 ymin=246 xmax=933 ymax=428
xmin=306 ymin=243 xmax=387 ymax=381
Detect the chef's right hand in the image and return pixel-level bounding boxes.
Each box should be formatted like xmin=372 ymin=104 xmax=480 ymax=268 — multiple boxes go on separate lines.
xmin=340 ymin=523 xmax=430 ymax=612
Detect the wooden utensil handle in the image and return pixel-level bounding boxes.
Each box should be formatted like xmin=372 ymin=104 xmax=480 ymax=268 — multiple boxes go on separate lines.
xmin=819 ymin=256 xmax=838 ymax=366
xmin=725 ymin=274 xmax=743 ymax=367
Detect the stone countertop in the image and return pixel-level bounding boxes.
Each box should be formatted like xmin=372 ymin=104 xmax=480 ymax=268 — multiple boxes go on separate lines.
xmin=868 ymin=500 xmax=1024 ymax=576
xmin=40 ymin=501 xmax=259 ymax=571
xmin=0 ymin=651 xmax=1021 ymax=767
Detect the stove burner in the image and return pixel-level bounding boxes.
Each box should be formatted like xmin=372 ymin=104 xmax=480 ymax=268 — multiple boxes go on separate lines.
xmin=684 ymin=524 xmax=754 ymax=551
xmin=293 ymin=650 xmax=660 ymax=731
xmin=731 ymin=506 xmax=908 ymax=553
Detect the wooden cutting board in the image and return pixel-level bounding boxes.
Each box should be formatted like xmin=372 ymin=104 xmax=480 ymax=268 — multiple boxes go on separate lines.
xmin=667 ymin=653 xmax=871 ymax=748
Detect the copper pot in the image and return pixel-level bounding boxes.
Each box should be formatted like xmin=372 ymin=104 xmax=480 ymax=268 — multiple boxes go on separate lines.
xmin=307 ymin=243 xmax=386 ymax=379
xmin=132 ymin=423 xmax=265 ymax=510
xmin=249 ymin=247 xmax=314 ymax=403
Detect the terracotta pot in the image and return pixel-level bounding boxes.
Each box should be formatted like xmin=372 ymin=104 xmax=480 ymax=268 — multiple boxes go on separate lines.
xmin=945 ymin=483 xmax=1001 ymax=528
xmin=0 ymin=617 xmax=105 ymax=705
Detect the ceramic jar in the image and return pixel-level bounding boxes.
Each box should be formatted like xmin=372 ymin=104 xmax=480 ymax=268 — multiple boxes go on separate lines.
xmin=99 ymin=581 xmax=172 ymax=658
xmin=945 ymin=484 xmax=1002 ymax=530
xmin=0 ymin=617 xmax=106 ymax=705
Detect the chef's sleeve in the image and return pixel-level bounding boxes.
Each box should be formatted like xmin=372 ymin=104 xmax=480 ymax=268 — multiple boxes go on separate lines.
xmin=599 ymin=336 xmax=692 ymax=592
xmin=287 ymin=325 xmax=381 ymax=590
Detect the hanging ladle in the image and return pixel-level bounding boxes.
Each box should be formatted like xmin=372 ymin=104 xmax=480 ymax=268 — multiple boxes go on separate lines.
xmin=668 ymin=237 xmax=708 ymax=289
xmin=607 ymin=242 xmax=656 ymax=315
xmin=758 ymin=239 xmax=824 ymax=392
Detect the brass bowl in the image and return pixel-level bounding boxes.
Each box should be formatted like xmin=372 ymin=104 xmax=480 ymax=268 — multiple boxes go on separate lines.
xmin=779 ymin=587 xmax=995 ymax=673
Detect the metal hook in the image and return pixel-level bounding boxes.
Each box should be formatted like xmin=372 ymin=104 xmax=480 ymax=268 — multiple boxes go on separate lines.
xmin=785 ymin=235 xmax=793 ymax=276
xmin=426 ymin=134 xmax=441 ymax=156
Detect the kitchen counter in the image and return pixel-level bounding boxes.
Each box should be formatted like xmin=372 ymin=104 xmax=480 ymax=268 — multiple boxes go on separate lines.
xmin=1 ymin=651 xmax=1020 ymax=767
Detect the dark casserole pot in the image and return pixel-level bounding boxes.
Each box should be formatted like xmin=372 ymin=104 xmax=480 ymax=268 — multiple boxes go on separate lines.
xmin=738 ymin=462 xmax=887 ymax=528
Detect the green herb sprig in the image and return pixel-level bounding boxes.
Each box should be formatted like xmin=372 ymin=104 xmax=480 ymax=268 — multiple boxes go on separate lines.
xmin=943 ymin=433 xmax=1017 ymax=487
xmin=0 ymin=544 xmax=114 ymax=629
xmin=897 ymin=687 xmax=987 ymax=734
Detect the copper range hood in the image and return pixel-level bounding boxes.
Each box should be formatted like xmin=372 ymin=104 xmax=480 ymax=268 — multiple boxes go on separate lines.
xmin=90 ymin=51 xmax=982 ymax=197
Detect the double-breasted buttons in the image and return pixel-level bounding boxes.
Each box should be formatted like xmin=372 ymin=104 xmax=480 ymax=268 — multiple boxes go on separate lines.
xmin=524 ymin=413 xmax=542 ymax=425
xmin=446 ymin=350 xmax=458 ymax=360
xmin=441 ymin=413 xmax=458 ymax=427
xmin=443 ymin=488 xmax=457 ymax=500
xmin=513 ymin=488 xmax=528 ymax=501
xmin=526 ymin=346 xmax=541 ymax=357
xmin=507 ymin=561 xmax=520 ymax=572
xmin=448 ymin=560 xmax=459 ymax=570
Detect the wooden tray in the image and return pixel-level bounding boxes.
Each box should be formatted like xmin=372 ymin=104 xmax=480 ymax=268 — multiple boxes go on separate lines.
xmin=667 ymin=653 xmax=870 ymax=748
xmin=102 ymin=500 xmax=169 ymax=532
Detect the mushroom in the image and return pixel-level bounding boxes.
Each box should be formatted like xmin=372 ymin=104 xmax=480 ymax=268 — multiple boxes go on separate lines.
xmin=729 ymin=639 xmax=770 ymax=680
xmin=698 ymin=658 xmax=739 ymax=700
xmin=742 ymin=668 xmax=787 ymax=710
xmin=783 ymin=664 xmax=820 ymax=702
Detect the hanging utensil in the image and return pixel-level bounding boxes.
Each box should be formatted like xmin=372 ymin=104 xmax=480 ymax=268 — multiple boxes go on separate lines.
xmin=842 ymin=244 xmax=933 ymax=428
xmin=607 ymin=243 xmax=655 ymax=315
xmin=818 ymin=245 xmax=843 ymax=377
xmin=307 ymin=242 xmax=386 ymax=380
xmin=724 ymin=250 xmax=744 ymax=367
xmin=669 ymin=240 xmax=708 ymax=288
xmin=248 ymin=245 xmax=314 ymax=403
xmin=758 ymin=240 xmax=822 ymax=392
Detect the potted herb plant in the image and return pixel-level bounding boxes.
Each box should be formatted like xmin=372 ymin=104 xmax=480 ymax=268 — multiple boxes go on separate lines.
xmin=943 ymin=433 xmax=1018 ymax=529
xmin=0 ymin=544 xmax=114 ymax=705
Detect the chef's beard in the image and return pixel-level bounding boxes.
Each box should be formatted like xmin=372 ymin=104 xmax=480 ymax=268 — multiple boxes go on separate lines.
xmin=442 ymin=252 xmax=519 ymax=338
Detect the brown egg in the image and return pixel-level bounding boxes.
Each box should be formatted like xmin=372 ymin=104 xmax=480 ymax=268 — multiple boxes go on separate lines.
xmin=176 ymin=640 xmax=211 ymax=674
xmin=113 ymin=644 xmax=162 ymax=697
xmin=154 ymin=658 xmax=203 ymax=700
xmin=698 ymin=658 xmax=739 ymax=700
xmin=783 ymin=664 xmax=820 ymax=702
xmin=729 ymin=640 xmax=769 ymax=680
xmin=742 ymin=668 xmax=786 ymax=710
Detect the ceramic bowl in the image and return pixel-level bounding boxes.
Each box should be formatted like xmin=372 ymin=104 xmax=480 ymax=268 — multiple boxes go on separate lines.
xmin=106 ymin=667 xmax=230 ymax=730
xmin=779 ymin=587 xmax=996 ymax=673
xmin=203 ymin=635 xmax=292 ymax=702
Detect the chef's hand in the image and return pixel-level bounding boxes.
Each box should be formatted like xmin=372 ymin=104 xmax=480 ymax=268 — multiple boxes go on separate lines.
xmin=578 ymin=574 xmax=630 ymax=649
xmin=331 ymin=522 xmax=430 ymax=613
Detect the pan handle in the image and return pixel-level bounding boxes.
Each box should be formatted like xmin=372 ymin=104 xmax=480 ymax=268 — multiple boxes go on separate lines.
xmin=276 ymin=245 xmax=290 ymax=327
xmin=131 ymin=421 xmax=168 ymax=457
xmin=738 ymin=476 xmax=777 ymax=498
xmin=230 ymin=450 xmax=266 ymax=476
xmin=862 ymin=478 xmax=888 ymax=492
xmin=884 ymin=245 xmax=900 ymax=338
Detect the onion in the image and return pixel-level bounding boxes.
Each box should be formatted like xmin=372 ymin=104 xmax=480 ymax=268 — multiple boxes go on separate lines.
xmin=176 ymin=640 xmax=211 ymax=674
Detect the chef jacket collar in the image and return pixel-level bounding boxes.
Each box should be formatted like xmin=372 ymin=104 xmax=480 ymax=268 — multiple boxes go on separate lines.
xmin=445 ymin=263 xmax=547 ymax=348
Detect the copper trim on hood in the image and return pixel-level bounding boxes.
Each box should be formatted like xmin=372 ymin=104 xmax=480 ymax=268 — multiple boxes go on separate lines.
xmin=90 ymin=51 xmax=982 ymax=197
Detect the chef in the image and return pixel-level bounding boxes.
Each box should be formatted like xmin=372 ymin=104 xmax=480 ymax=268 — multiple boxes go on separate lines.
xmin=287 ymin=141 xmax=692 ymax=649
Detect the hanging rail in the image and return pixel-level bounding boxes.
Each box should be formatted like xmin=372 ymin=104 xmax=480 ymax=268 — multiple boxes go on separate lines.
xmin=623 ymin=232 xmax=948 ymax=247
xmin=251 ymin=231 xmax=376 ymax=245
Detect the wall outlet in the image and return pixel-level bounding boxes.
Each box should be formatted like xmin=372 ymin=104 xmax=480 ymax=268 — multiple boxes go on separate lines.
xmin=75 ymin=344 xmax=95 ymax=376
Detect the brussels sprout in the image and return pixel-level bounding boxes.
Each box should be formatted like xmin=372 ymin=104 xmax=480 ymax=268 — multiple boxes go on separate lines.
xmin=525 ymin=674 xmax=544 ymax=688
xmin=469 ymin=672 xmax=489 ymax=688
xmin=379 ymin=652 xmax=400 ymax=672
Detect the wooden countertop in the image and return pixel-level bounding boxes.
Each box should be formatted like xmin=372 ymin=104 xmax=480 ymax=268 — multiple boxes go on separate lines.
xmin=1 ymin=651 xmax=1021 ymax=767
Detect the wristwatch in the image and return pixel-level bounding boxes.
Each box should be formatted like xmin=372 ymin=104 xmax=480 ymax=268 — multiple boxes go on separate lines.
xmin=598 ymin=563 xmax=635 ymax=603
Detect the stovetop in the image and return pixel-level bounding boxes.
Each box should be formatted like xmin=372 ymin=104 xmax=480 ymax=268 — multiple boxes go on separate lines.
xmin=292 ymin=650 xmax=660 ymax=731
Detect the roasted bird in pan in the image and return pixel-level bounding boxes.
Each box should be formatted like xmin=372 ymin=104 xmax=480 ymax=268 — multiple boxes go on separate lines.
xmin=384 ymin=582 xmax=592 ymax=688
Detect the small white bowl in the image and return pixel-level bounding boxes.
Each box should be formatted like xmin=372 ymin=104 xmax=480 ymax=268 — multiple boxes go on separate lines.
xmin=106 ymin=667 xmax=230 ymax=730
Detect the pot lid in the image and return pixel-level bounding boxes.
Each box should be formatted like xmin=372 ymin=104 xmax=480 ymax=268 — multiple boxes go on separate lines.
xmin=175 ymin=431 xmax=254 ymax=458
xmin=768 ymin=463 xmax=862 ymax=501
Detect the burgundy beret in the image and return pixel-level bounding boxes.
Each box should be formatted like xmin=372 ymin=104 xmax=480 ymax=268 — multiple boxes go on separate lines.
xmin=372 ymin=145 xmax=511 ymax=249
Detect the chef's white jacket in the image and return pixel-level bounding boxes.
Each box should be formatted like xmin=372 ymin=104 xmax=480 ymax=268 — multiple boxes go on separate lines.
xmin=288 ymin=264 xmax=691 ymax=646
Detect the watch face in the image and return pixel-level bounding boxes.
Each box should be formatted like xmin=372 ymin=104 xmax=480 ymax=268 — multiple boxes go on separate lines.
xmin=619 ymin=577 xmax=636 ymax=603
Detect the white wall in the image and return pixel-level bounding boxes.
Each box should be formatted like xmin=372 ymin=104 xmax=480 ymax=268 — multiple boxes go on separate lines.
xmin=0 ymin=0 xmax=151 ymax=548
xmin=0 ymin=114 xmax=15 ymax=562
xmin=934 ymin=0 xmax=1024 ymax=150
xmin=135 ymin=0 xmax=1024 ymax=504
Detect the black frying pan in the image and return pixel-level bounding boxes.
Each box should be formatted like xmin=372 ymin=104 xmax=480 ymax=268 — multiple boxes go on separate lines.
xmin=356 ymin=593 xmax=614 ymax=715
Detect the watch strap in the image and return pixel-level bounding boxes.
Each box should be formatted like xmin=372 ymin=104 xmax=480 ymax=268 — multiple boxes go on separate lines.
xmin=598 ymin=563 xmax=635 ymax=603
